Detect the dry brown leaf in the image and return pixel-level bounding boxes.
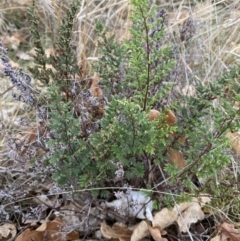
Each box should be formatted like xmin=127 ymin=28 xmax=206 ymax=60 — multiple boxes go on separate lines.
xmin=0 ymin=223 xmax=17 ymax=240
xmin=152 ymin=207 xmax=178 ymax=230
xmin=165 ymin=110 xmax=177 ymax=126
xmin=15 ymin=228 xmax=42 ymax=241
xmin=148 ymin=109 xmax=177 ymax=125
xmin=45 ymin=64 xmax=57 ymax=73
xmin=131 ymin=221 xmax=168 ymax=241
xmin=176 ymin=201 xmax=205 ymax=233
xmin=233 ymin=101 xmax=240 ymax=110
xmin=167 ymin=149 xmax=186 ymax=170
xmin=226 ymin=132 xmax=240 ymax=154
xmin=100 ymin=221 xmax=132 ymax=241
xmin=10 ymin=60 xmax=20 ymax=68
xmin=218 ymin=222 xmax=240 ymax=241
xmin=1 ymin=34 xmax=24 ymax=50
xmin=210 ymin=235 xmax=221 ymax=241
xmin=149 ymin=109 xmax=160 ymax=121
xmin=131 ymin=220 xmax=149 ymax=241
xmin=90 ymin=73 xmax=102 ymax=97
xmin=146 ymin=221 xmax=168 ymax=241
xmin=45 ymin=48 xmax=56 ymax=57
xmin=198 ymin=195 xmax=211 ymax=206
xmin=15 ymin=216 xmax=79 ymax=241
xmin=24 ymin=220 xmax=39 ymax=225
xmin=36 ymin=222 xmax=47 ymax=232
xmin=152 ymin=198 xmax=209 ymax=232
xmin=149 ymin=109 xmax=186 ymax=170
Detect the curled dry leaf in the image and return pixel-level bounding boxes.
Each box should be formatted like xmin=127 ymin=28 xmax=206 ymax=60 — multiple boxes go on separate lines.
xmin=45 ymin=48 xmax=56 ymax=57
xmin=149 ymin=109 xmax=160 ymax=121
xmin=152 ymin=207 xmax=178 ymax=230
xmin=131 ymin=221 xmax=149 ymax=241
xmin=148 ymin=109 xmax=177 ymax=125
xmin=15 ymin=217 xmax=79 ymax=241
xmin=226 ymin=132 xmax=240 ymax=154
xmin=131 ymin=220 xmax=168 ymax=241
xmin=198 ymin=195 xmax=211 ymax=206
xmin=90 ymin=73 xmax=103 ymax=97
xmin=167 ymin=149 xmax=186 ymax=170
xmin=149 ymin=109 xmax=186 ymax=170
xmin=218 ymin=222 xmax=240 ymax=241
xmin=146 ymin=221 xmax=168 ymax=241
xmin=152 ymin=197 xmax=210 ymax=233
xmin=100 ymin=221 xmax=132 ymax=241
xmin=0 ymin=223 xmax=17 ymax=241
xmin=210 ymin=235 xmax=221 ymax=241
xmin=1 ymin=35 xmax=22 ymax=50
xmin=15 ymin=229 xmax=42 ymax=241
xmin=176 ymin=200 xmax=205 ymax=232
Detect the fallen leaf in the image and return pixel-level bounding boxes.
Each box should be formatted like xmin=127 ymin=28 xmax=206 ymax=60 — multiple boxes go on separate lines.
xmin=100 ymin=221 xmax=132 ymax=241
xmin=218 ymin=222 xmax=240 ymax=241
xmin=36 ymin=222 xmax=47 ymax=232
xmin=10 ymin=60 xmax=20 ymax=68
xmin=149 ymin=109 xmax=186 ymax=170
xmin=0 ymin=223 xmax=17 ymax=240
xmin=149 ymin=109 xmax=160 ymax=121
xmin=146 ymin=221 xmax=168 ymax=241
xmin=15 ymin=228 xmax=42 ymax=241
xmin=131 ymin=220 xmax=168 ymax=241
xmin=148 ymin=110 xmax=177 ymax=125
xmin=167 ymin=148 xmax=186 ymax=170
xmin=210 ymin=235 xmax=221 ymax=241
xmin=152 ymin=207 xmax=178 ymax=230
xmin=152 ymin=197 xmax=209 ymax=232
xmin=45 ymin=48 xmax=56 ymax=57
xmin=1 ymin=34 xmax=23 ymax=50
xmin=15 ymin=216 xmax=79 ymax=241
xmin=131 ymin=221 xmax=149 ymax=241
xmin=176 ymin=201 xmax=205 ymax=232
xmin=198 ymin=195 xmax=211 ymax=206
xmin=226 ymin=132 xmax=240 ymax=154
xmin=46 ymin=64 xmax=57 ymax=73
xmin=90 ymin=73 xmax=102 ymax=97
